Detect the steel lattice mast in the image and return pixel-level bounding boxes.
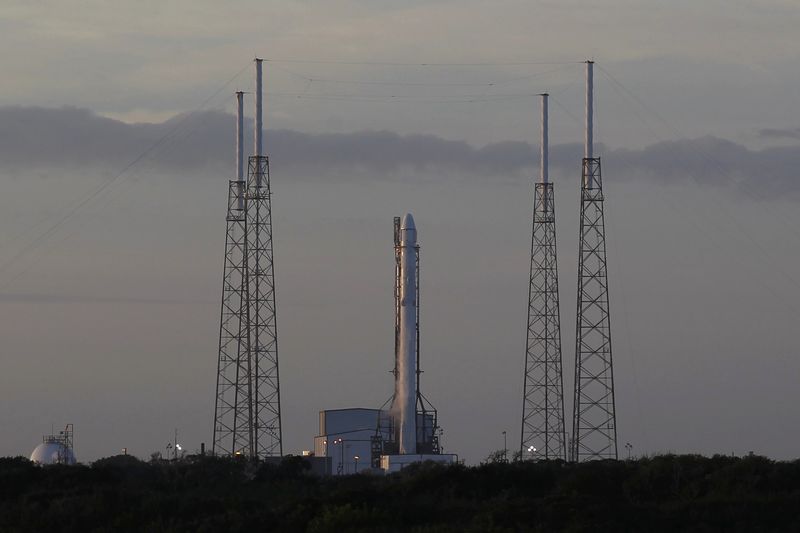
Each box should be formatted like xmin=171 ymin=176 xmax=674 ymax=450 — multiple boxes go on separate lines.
xmin=213 ymin=60 xmax=282 ymax=459
xmin=213 ymin=91 xmax=252 ymax=456
xmin=245 ymin=59 xmax=283 ymax=458
xmin=245 ymin=58 xmax=282 ymax=458
xmin=520 ymin=94 xmax=567 ymax=461
xmin=245 ymin=153 xmax=282 ymax=458
xmin=571 ymin=61 xmax=617 ymax=461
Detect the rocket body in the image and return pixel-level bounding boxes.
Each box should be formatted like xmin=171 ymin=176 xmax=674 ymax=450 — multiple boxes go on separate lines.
xmin=398 ymin=213 xmax=418 ymax=454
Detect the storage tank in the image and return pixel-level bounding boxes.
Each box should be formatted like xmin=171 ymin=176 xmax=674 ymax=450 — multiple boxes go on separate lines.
xmin=30 ymin=424 xmax=76 ymax=465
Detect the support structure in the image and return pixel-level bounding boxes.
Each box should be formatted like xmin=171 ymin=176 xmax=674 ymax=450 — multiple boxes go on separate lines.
xmin=213 ymin=92 xmax=251 ymax=457
xmin=245 ymin=58 xmax=282 ymax=458
xmin=213 ymin=60 xmax=282 ymax=459
xmin=571 ymin=61 xmax=618 ymax=461
xmin=245 ymin=152 xmax=282 ymax=458
xmin=520 ymin=93 xmax=567 ymax=461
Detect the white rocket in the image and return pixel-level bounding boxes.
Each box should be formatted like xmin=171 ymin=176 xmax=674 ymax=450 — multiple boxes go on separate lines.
xmin=397 ymin=213 xmax=418 ymax=454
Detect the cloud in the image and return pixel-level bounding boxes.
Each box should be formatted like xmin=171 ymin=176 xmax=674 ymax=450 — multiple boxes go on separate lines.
xmin=611 ymin=136 xmax=800 ymax=198
xmin=759 ymin=127 xmax=800 ymax=141
xmin=0 ymin=106 xmax=798 ymax=198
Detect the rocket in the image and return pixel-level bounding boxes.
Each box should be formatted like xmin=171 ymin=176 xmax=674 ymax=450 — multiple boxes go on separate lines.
xmin=397 ymin=213 xmax=418 ymax=454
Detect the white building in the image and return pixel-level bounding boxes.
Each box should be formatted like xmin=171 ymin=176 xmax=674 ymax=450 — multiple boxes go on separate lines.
xmin=314 ymin=408 xmax=389 ymax=475
xmin=314 ymin=408 xmax=457 ymax=475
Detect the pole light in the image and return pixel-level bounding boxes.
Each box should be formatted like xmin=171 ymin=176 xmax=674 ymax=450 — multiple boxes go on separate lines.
xmin=527 ymin=445 xmax=538 ymax=460
xmin=333 ymin=438 xmax=344 ymax=475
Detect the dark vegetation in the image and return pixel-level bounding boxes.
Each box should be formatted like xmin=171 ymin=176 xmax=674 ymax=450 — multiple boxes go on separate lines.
xmin=1 ymin=454 xmax=800 ymax=532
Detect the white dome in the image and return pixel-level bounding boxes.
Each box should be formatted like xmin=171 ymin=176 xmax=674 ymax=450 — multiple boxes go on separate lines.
xmin=30 ymin=441 xmax=76 ymax=465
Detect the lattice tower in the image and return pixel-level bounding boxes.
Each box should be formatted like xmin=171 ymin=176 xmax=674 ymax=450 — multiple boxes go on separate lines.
xmin=521 ymin=181 xmax=567 ymax=460
xmin=245 ymin=155 xmax=282 ymax=458
xmin=571 ymin=159 xmax=617 ymax=461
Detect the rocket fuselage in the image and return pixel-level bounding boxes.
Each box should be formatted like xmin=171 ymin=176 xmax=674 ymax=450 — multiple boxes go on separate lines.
xmin=397 ymin=213 xmax=418 ymax=454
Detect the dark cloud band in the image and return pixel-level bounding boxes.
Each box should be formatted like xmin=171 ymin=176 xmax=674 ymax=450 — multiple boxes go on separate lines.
xmin=1 ymin=106 xmax=797 ymax=198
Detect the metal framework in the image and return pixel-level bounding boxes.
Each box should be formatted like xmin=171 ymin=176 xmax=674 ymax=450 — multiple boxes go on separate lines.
xmin=245 ymin=155 xmax=283 ymax=458
xmin=521 ymin=182 xmax=567 ymax=461
xmin=213 ymin=66 xmax=282 ymax=460
xmin=212 ymin=180 xmax=251 ymax=456
xmin=55 ymin=424 xmax=74 ymax=464
xmin=571 ymin=157 xmax=617 ymax=461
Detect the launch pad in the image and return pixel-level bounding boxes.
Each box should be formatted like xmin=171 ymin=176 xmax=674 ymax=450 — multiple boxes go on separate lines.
xmin=208 ymin=57 xmax=616 ymax=471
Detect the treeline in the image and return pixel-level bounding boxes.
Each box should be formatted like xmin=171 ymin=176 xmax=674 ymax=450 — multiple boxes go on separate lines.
xmin=1 ymin=453 xmax=800 ymax=531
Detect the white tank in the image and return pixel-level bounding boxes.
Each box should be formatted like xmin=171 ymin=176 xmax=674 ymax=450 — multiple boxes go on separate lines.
xmin=30 ymin=440 xmax=76 ymax=465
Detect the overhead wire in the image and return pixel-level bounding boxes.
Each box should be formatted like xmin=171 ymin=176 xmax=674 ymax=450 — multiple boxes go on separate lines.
xmin=581 ymin=68 xmax=800 ymax=308
xmin=0 ymin=59 xmax=575 ymax=288
xmin=0 ymin=61 xmax=252 ymax=288
xmin=269 ymin=63 xmax=578 ymax=88
xmin=598 ymin=64 xmax=800 ymax=243
xmin=264 ymin=58 xmax=583 ymax=67
xmin=263 ymin=63 xmax=581 ymax=106
xmin=266 ymin=92 xmax=548 ymax=104
xmin=596 ymin=65 xmax=800 ymax=299
xmin=580 ymin=76 xmax=650 ymax=455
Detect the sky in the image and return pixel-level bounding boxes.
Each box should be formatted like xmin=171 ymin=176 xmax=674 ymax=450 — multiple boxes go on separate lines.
xmin=1 ymin=0 xmax=800 ymax=464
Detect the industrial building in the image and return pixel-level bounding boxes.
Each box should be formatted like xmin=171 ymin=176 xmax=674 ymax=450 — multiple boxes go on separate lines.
xmin=313 ymin=408 xmax=388 ymax=475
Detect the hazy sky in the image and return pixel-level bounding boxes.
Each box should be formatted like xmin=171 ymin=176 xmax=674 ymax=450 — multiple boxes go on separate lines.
xmin=1 ymin=0 xmax=800 ymax=463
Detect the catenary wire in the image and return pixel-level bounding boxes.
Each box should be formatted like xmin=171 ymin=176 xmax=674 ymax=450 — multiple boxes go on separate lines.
xmin=0 ymin=62 xmax=252 ymax=286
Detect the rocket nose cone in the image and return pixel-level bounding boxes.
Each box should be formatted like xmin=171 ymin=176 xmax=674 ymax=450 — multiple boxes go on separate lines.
xmin=401 ymin=213 xmax=416 ymax=230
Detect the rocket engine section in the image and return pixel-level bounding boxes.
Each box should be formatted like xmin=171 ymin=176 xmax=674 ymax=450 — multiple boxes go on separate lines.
xmin=395 ymin=213 xmax=418 ymax=455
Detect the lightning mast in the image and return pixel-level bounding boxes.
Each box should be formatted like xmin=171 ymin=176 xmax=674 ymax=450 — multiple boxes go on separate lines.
xmin=571 ymin=60 xmax=618 ymax=461
xmin=245 ymin=58 xmax=283 ymax=458
xmin=520 ymin=94 xmax=567 ymax=461
xmin=213 ymin=59 xmax=283 ymax=459
xmin=213 ymin=91 xmax=251 ymax=456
